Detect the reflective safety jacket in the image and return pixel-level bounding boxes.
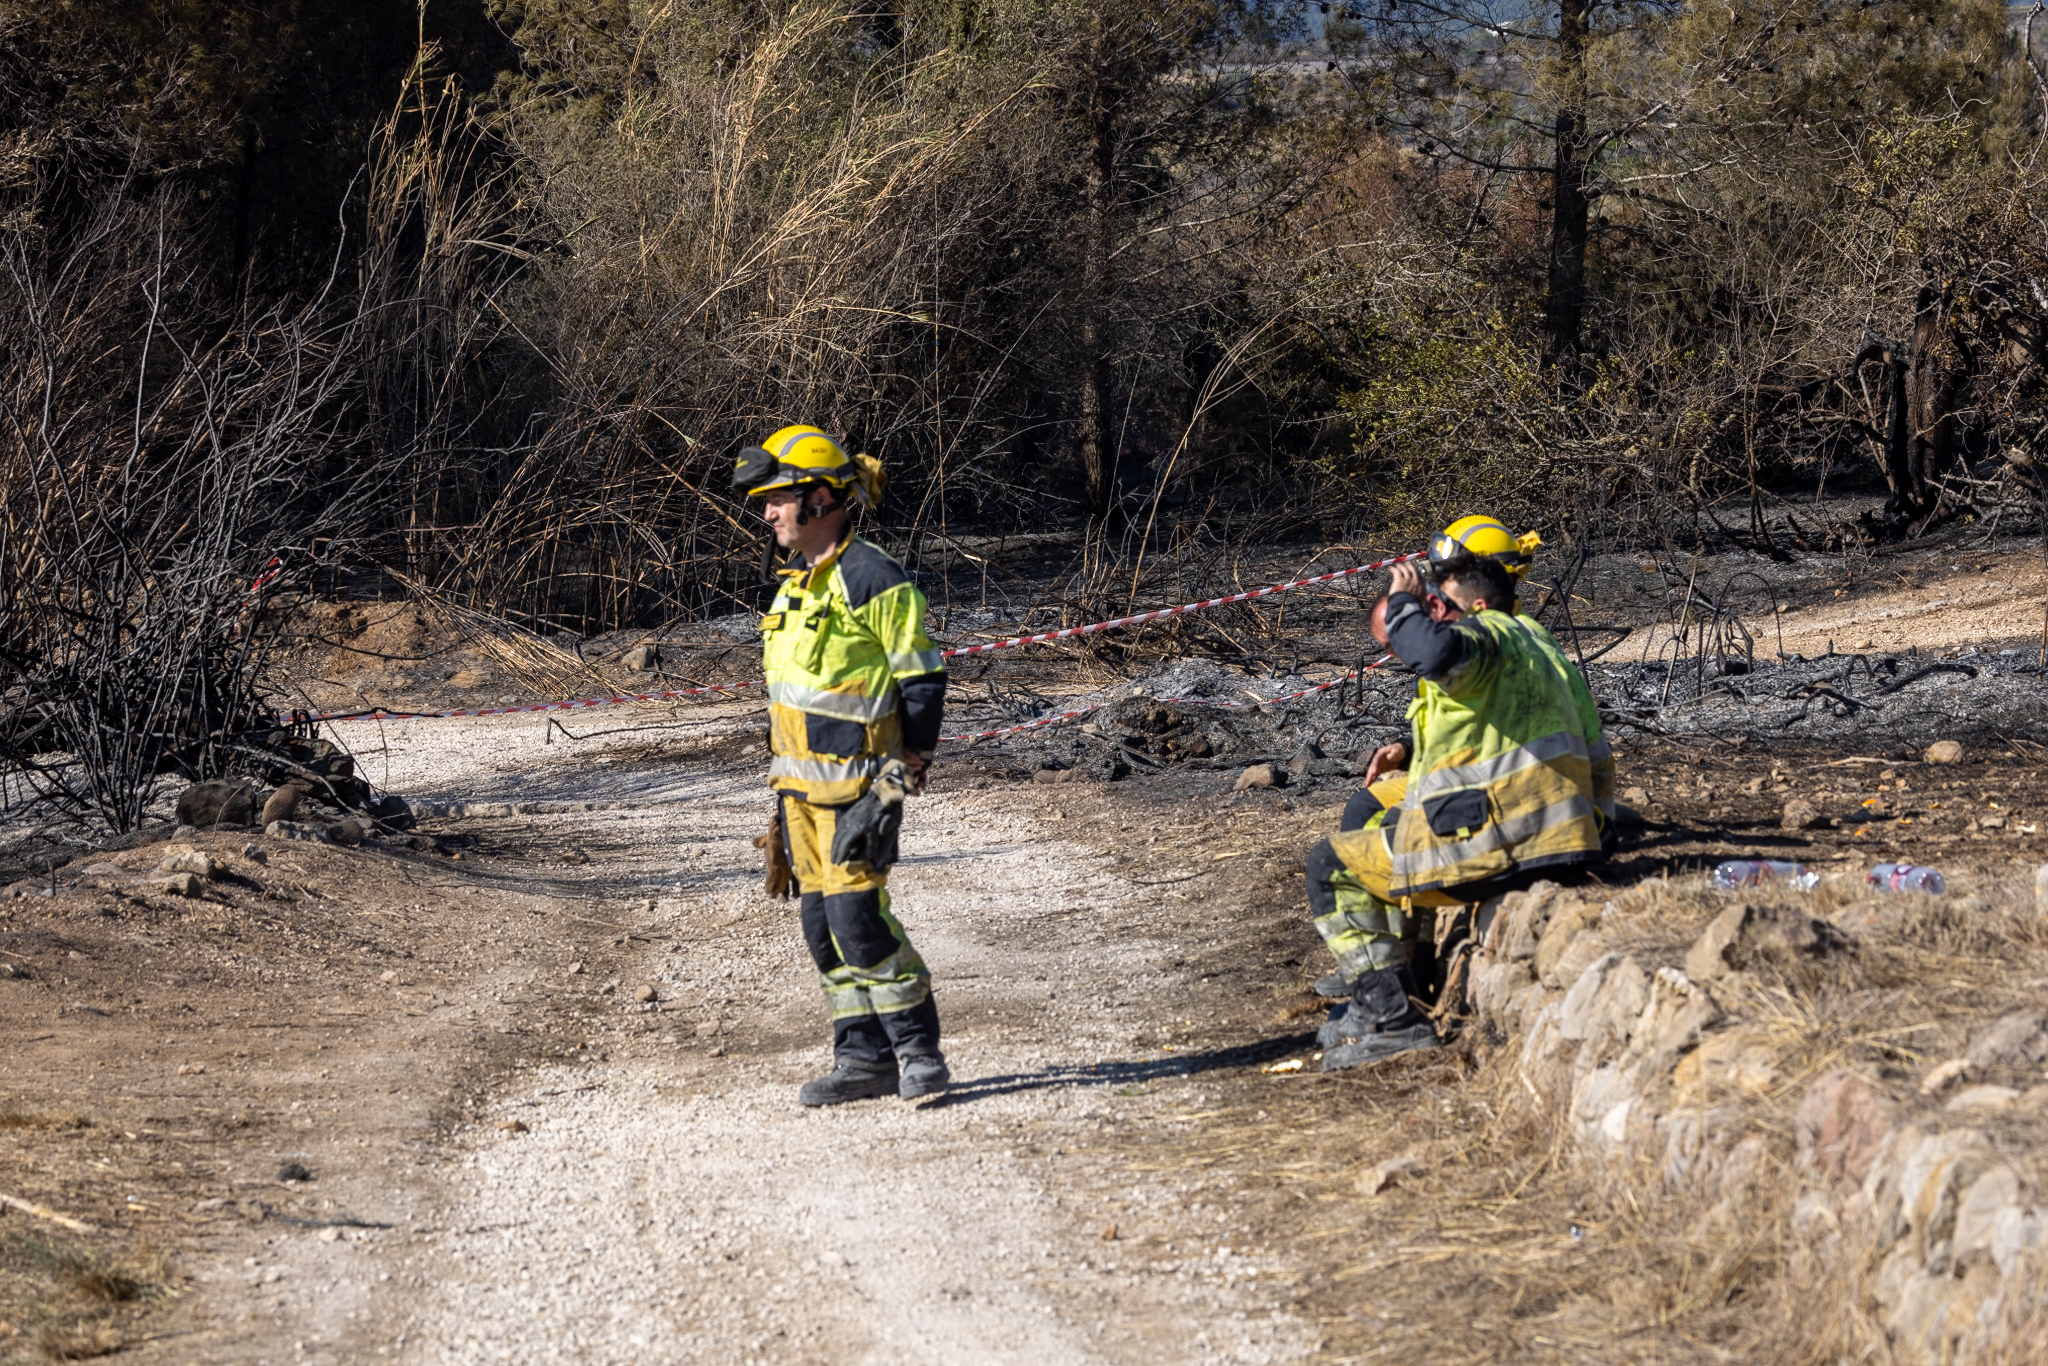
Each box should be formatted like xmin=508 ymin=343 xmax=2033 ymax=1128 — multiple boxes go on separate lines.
xmin=1385 ymin=608 xmax=1612 ymax=898
xmin=762 ymin=534 xmax=945 ymax=805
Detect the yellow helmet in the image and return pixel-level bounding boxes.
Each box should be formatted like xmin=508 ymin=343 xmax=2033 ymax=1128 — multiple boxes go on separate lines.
xmin=1430 ymin=515 xmax=1542 ymax=578
xmin=732 ymin=425 xmax=886 ymax=507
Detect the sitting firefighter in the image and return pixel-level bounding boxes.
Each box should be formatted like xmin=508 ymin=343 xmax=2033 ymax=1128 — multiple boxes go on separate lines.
xmin=1305 ymin=529 xmax=1613 ymax=1071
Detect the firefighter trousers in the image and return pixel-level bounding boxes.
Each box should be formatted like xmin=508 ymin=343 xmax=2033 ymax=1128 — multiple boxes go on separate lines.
xmin=780 ymin=794 xmax=941 ymax=1066
xmin=1306 ymin=776 xmax=1433 ymax=983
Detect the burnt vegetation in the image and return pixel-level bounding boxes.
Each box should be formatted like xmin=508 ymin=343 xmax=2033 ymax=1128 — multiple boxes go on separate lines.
xmin=6 ymin=0 xmax=2048 ymax=831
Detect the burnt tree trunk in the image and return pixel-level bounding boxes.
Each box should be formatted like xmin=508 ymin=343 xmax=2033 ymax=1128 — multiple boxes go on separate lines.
xmin=1077 ymin=72 xmax=1117 ymax=521
xmin=1543 ymin=0 xmax=1592 ymax=373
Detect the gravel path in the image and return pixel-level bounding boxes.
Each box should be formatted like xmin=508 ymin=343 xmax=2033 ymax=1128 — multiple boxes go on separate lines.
xmin=297 ymin=710 xmax=1314 ymax=1365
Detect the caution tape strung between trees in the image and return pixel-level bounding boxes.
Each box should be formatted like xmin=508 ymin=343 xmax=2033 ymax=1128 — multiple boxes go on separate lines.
xmin=297 ymin=550 xmax=1423 ymax=734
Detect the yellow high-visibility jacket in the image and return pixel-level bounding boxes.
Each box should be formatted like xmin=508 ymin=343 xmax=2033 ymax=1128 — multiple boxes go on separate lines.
xmin=1383 ymin=609 xmax=1612 ymax=898
xmin=762 ymin=533 xmax=944 ymax=805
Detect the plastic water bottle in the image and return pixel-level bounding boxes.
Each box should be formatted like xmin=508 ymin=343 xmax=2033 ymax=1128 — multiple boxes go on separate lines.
xmin=1712 ymin=860 xmax=1819 ymax=891
xmin=1868 ymin=863 xmax=1946 ymax=895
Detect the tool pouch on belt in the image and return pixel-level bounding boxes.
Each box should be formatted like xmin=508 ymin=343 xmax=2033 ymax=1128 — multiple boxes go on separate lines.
xmin=829 ymin=757 xmax=909 ymax=873
xmin=753 ymin=808 xmax=794 ymax=898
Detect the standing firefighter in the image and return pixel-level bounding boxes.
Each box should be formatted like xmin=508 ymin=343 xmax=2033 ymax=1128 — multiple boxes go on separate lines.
xmin=1305 ymin=519 xmax=1613 ymax=1071
xmin=733 ymin=426 xmax=951 ymax=1105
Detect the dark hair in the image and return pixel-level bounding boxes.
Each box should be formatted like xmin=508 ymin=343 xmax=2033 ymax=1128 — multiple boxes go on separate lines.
xmin=1434 ymin=553 xmax=1515 ymax=611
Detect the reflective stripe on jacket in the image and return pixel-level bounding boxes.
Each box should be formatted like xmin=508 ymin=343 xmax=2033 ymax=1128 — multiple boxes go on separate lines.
xmin=762 ymin=534 xmax=943 ymax=804
xmin=1387 ymin=609 xmax=1609 ymax=898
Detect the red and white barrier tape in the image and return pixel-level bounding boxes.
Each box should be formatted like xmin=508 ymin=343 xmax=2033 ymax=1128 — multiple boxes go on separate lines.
xmin=937 ymin=552 xmax=1423 ymax=658
xmin=297 ymin=551 xmax=1419 ymax=728
xmin=934 ymin=654 xmax=1398 ymax=743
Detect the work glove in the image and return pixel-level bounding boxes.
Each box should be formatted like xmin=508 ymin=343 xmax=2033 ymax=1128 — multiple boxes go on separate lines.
xmin=829 ymin=758 xmax=910 ymax=873
xmin=752 ymin=809 xmax=793 ymax=899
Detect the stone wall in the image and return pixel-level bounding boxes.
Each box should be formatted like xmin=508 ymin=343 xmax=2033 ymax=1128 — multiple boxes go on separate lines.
xmin=1464 ymin=881 xmax=2048 ymax=1361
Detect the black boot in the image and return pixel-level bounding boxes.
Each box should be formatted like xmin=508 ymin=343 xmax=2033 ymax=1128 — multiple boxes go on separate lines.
xmin=1321 ymin=966 xmax=1438 ymax=1071
xmin=898 ymin=1052 xmax=950 ymax=1100
xmin=798 ymin=1058 xmax=899 ymax=1106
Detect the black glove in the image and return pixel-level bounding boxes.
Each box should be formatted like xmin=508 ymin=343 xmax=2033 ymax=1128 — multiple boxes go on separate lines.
xmin=830 ymin=759 xmax=910 ymax=872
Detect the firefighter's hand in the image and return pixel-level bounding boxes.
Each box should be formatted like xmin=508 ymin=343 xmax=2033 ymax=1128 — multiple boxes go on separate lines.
xmin=900 ymin=748 xmax=930 ymax=795
xmin=1388 ymin=559 xmax=1426 ymax=599
xmin=1363 ymin=741 xmax=1409 ymax=787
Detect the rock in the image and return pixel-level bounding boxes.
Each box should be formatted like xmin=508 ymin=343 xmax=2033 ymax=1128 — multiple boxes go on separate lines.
xmin=241 ymin=843 xmax=266 ymax=864
xmin=260 ymin=784 xmax=307 ymax=826
xmin=1495 ymin=881 xmax=1564 ymax=962
xmin=1233 ymin=764 xmax=1281 ymax=792
xmin=1683 ymin=902 xmax=1850 ymax=983
xmin=176 ymin=1063 xmax=205 ymax=1075
xmin=622 ymin=643 xmax=660 ymax=671
xmin=1890 ymin=1127 xmax=1993 ymax=1275
xmin=1920 ymin=1057 xmax=1972 ymax=1095
xmin=496 ymin=1119 xmax=529 ymax=1134
xmin=567 ymin=961 xmax=585 ymax=976
xmin=1534 ymin=895 xmax=1602 ymax=988
xmin=172 ymin=824 xmax=200 ymax=840
xmin=159 ymin=873 xmax=204 ymax=898
xmin=277 ymin=1162 xmax=311 ymax=1182
xmin=1559 ymin=955 xmax=1649 ymax=1059
xmin=264 ymin=820 xmax=324 ymax=842
xmin=1925 ymin=739 xmax=1965 ymax=765
xmin=1355 ymin=1153 xmax=1425 ymax=1195
xmin=324 ymin=819 xmax=365 ymax=848
xmin=1625 ymin=967 xmax=1722 ymax=1075
xmin=378 ymin=969 xmax=398 ymax=984
xmin=1796 ymin=1070 xmax=1894 ymax=1190
xmin=635 ymin=984 xmax=659 ymax=1003
xmin=158 ymin=851 xmax=222 ymax=879
xmin=1031 ymin=767 xmax=1068 ymax=784
xmin=175 ymin=779 xmax=257 ymax=828
xmin=1966 ymin=1013 xmax=2048 ymax=1069
xmin=1946 ymin=1084 xmax=2021 ymax=1112
xmin=364 ymin=793 xmax=416 ymax=832
xmin=1621 ymin=785 xmax=1649 ymax=808
xmin=1992 ymin=1202 xmax=2048 ymax=1277
xmin=1780 ymin=798 xmax=1821 ymax=831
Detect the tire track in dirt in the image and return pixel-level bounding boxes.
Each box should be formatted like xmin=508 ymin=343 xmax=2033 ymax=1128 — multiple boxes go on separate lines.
xmin=291 ymin=714 xmax=1313 ymax=1364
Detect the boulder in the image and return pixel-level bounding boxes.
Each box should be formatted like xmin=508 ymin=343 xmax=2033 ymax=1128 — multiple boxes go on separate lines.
xmin=1683 ymin=902 xmax=1851 ymax=983
xmin=175 ymin=780 xmax=256 ymax=828
xmin=159 ymin=872 xmax=204 ymax=898
xmin=325 ymin=819 xmax=366 ymax=848
xmin=622 ymin=642 xmax=660 ymax=671
xmin=1924 ymin=739 xmax=1965 ymax=765
xmin=265 ymin=819 xmax=325 ymax=842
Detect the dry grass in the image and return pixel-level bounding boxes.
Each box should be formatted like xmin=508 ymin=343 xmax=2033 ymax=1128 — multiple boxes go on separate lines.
xmin=1093 ymin=856 xmax=2048 ymax=1363
xmin=0 ymin=1110 xmax=87 ymax=1131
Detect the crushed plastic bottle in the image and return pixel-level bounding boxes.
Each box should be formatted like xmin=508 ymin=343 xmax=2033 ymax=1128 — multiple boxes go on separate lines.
xmin=1712 ymin=859 xmax=1820 ymax=892
xmin=1868 ymin=863 xmax=1947 ymax=895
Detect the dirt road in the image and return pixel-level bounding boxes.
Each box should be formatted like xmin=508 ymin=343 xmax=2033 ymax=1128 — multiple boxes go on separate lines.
xmin=21 ymin=710 xmax=1310 ymax=1365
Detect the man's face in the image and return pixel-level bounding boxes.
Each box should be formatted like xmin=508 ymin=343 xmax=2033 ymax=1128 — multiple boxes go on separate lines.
xmin=761 ymin=488 xmax=805 ymax=547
